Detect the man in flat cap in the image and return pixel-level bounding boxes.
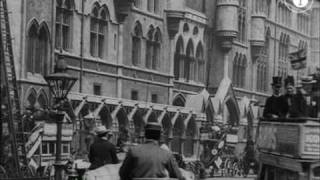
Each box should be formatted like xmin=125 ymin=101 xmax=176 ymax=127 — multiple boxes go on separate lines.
xmin=263 ymin=76 xmax=287 ymax=118
xmin=119 ymin=122 xmax=185 ymax=180
xmin=88 ymin=126 xmax=119 ymax=170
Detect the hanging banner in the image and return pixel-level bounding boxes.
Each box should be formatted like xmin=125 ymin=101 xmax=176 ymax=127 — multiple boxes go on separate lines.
xmin=289 ymin=49 xmax=307 ymax=70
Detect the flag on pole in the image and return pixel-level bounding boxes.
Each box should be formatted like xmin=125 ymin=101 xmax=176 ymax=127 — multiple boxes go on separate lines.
xmin=289 ymin=49 xmax=307 ymax=70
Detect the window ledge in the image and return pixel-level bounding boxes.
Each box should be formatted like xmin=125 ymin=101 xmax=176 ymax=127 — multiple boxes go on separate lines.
xmin=233 ymin=41 xmax=248 ymax=48
xmin=123 ymin=65 xmax=172 ymax=78
xmin=132 ymin=7 xmax=163 ymax=21
xmin=25 ymin=73 xmax=47 ymax=85
xmin=173 ymin=79 xmax=205 ymax=88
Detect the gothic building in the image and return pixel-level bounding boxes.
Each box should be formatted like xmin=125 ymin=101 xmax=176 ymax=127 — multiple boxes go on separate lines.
xmin=4 ymin=0 xmax=320 ymax=164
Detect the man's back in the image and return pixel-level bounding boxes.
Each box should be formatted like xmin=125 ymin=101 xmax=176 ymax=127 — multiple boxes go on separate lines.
xmin=89 ymin=138 xmax=119 ymax=170
xmin=119 ymin=141 xmax=184 ymax=180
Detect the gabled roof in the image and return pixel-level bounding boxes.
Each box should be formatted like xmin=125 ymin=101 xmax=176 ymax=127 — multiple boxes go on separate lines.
xmin=210 ymin=77 xmax=240 ymax=125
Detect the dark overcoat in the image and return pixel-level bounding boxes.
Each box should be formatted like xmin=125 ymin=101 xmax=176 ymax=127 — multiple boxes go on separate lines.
xmin=263 ymin=95 xmax=288 ymax=118
xmin=119 ymin=140 xmax=184 ymax=180
xmin=282 ymin=94 xmax=307 ymax=117
xmin=88 ymin=138 xmax=119 ymax=170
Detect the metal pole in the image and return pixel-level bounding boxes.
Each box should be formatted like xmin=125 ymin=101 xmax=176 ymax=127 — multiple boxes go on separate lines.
xmin=54 ymin=111 xmax=64 ymax=180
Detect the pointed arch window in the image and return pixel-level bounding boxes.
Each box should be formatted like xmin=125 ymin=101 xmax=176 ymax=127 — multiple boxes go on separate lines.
xmin=278 ymin=33 xmax=289 ymax=78
xmin=37 ymin=92 xmax=48 ymax=110
xmin=196 ymin=42 xmax=205 ymax=83
xmin=37 ymin=27 xmax=49 ymax=75
xmin=56 ymin=0 xmax=74 ymax=51
xmin=145 ymin=26 xmax=154 ymax=69
xmin=184 ymin=119 xmax=196 ymax=157
xmin=90 ymin=4 xmax=109 ymax=58
xmin=26 ymin=22 xmax=49 ymax=76
xmin=147 ymin=0 xmax=154 ymax=12
xmin=172 ymin=94 xmax=185 ymax=107
xmin=174 ymin=36 xmax=184 ymax=80
xmin=26 ymin=24 xmax=38 ymax=74
xmin=133 ymin=0 xmax=142 ymax=8
xmin=153 ymin=28 xmax=161 ymax=70
xmin=257 ymin=30 xmax=270 ymax=92
xmin=233 ymin=53 xmax=247 ymax=88
xmin=185 ymin=40 xmax=194 ymax=81
xmin=132 ymin=21 xmax=143 ymax=66
xmin=237 ymin=0 xmax=246 ymax=43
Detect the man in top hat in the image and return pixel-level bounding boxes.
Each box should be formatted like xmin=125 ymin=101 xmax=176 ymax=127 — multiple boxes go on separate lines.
xmin=88 ymin=126 xmax=119 ymax=170
xmin=119 ymin=122 xmax=185 ymax=180
xmin=282 ymin=76 xmax=307 ymax=117
xmin=263 ymin=76 xmax=287 ymax=118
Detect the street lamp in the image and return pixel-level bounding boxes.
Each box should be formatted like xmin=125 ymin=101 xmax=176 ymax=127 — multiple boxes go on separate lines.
xmin=45 ymin=56 xmax=77 ymax=180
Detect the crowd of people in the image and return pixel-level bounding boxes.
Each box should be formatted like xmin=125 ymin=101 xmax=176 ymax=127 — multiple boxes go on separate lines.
xmin=263 ymin=75 xmax=318 ymax=118
xmin=88 ymin=123 xmax=186 ymax=180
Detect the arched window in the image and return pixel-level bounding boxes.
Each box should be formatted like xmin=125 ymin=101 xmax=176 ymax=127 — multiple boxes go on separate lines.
xmin=37 ymin=26 xmax=49 ymax=75
xmin=26 ymin=22 xmax=38 ymax=74
xmin=278 ymin=33 xmax=289 ymax=78
xmin=26 ymin=21 xmax=49 ymax=76
xmin=172 ymin=94 xmax=185 ymax=107
xmin=133 ymin=0 xmax=142 ymax=8
xmin=56 ymin=0 xmax=74 ymax=51
xmin=240 ymin=56 xmax=247 ymax=87
xmin=154 ymin=0 xmax=160 ymax=14
xmin=185 ymin=40 xmax=194 ymax=81
xmin=174 ymin=36 xmax=184 ymax=80
xmin=196 ymin=42 xmax=204 ymax=83
xmin=184 ymin=118 xmax=196 ymax=157
xmin=90 ymin=4 xmax=109 ymax=58
xmin=237 ymin=0 xmax=246 ymax=43
xmin=183 ymin=23 xmax=189 ymax=33
xmin=257 ymin=29 xmax=270 ymax=92
xmin=147 ymin=0 xmax=154 ymax=12
xmin=233 ymin=53 xmax=239 ymax=87
xmin=145 ymin=25 xmax=154 ymax=69
xmin=171 ymin=118 xmax=184 ymax=153
xmin=132 ymin=21 xmax=143 ymax=66
xmin=266 ymin=0 xmax=271 ymax=17
xmin=153 ymin=28 xmax=161 ymax=70
xmin=25 ymin=89 xmax=37 ymax=109
xmin=37 ymin=91 xmax=48 ymax=110
xmin=233 ymin=53 xmax=247 ymax=88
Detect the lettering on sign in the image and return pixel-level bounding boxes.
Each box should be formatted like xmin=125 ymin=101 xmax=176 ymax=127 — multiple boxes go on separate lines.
xmin=303 ymin=127 xmax=320 ymax=154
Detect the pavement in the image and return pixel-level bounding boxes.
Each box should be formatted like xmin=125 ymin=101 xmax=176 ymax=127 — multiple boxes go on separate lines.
xmin=205 ymin=175 xmax=257 ymax=180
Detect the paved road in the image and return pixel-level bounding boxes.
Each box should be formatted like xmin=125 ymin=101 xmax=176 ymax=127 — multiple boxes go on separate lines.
xmin=206 ymin=177 xmax=256 ymax=179
xmin=205 ymin=175 xmax=256 ymax=180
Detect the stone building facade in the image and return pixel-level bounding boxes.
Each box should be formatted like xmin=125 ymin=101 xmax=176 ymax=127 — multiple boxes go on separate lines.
xmin=5 ymin=0 xmax=320 ymax=162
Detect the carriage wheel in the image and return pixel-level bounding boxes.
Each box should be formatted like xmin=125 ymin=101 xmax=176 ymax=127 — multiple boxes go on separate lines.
xmin=231 ymin=162 xmax=240 ymax=177
xmin=0 ymin=165 xmax=8 ymax=179
xmin=223 ymin=158 xmax=232 ymax=176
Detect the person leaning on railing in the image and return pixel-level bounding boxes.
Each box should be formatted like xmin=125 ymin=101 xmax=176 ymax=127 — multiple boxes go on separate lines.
xmin=263 ymin=76 xmax=288 ymax=118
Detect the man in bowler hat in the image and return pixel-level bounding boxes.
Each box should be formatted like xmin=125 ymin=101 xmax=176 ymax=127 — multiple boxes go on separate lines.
xmin=263 ymin=76 xmax=287 ymax=118
xmin=88 ymin=126 xmax=119 ymax=170
xmin=119 ymin=122 xmax=185 ymax=180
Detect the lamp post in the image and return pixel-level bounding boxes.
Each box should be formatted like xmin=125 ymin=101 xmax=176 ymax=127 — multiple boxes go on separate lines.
xmin=45 ymin=57 xmax=77 ymax=180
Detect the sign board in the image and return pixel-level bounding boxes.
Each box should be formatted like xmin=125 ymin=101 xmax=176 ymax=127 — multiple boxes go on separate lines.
xmin=257 ymin=123 xmax=300 ymax=156
xmin=302 ymin=126 xmax=320 ymax=155
xmin=257 ymin=121 xmax=320 ymax=158
xmin=226 ymin=134 xmax=238 ymax=143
